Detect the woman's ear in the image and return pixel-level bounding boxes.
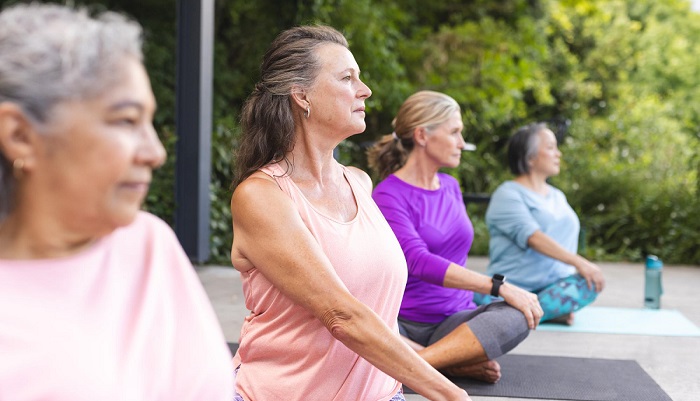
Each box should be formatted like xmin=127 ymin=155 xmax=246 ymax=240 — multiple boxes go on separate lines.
xmin=0 ymin=102 xmax=36 ymax=165
xmin=290 ymin=85 xmax=309 ymax=111
xmin=413 ymin=126 xmax=428 ymax=147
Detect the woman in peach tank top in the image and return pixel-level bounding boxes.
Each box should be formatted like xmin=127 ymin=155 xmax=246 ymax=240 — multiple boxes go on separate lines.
xmin=229 ymin=25 xmax=470 ymax=401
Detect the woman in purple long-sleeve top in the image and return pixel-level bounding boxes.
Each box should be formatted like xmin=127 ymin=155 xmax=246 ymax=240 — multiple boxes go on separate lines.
xmin=368 ymin=91 xmax=542 ymax=383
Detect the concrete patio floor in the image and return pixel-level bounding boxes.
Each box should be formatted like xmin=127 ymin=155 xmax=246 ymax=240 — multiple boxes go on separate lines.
xmin=196 ymin=256 xmax=700 ymax=401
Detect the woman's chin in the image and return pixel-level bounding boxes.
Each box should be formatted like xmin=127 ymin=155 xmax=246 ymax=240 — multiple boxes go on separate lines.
xmin=106 ymin=205 xmax=143 ymax=230
xmin=444 ymin=160 xmax=461 ymax=169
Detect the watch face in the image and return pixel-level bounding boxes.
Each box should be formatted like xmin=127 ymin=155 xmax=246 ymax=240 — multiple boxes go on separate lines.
xmin=493 ymin=274 xmax=505 ymax=281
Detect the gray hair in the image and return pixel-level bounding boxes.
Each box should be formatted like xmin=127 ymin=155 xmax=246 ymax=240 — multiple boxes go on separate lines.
xmin=0 ymin=3 xmax=143 ymax=220
xmin=507 ymin=122 xmax=547 ymax=175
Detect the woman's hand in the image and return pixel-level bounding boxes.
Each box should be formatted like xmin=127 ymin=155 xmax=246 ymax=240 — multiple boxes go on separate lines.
xmin=526 ymin=230 xmax=605 ymax=293
xmin=499 ymin=283 xmax=543 ymax=329
xmin=443 ymin=264 xmax=542 ymax=328
xmin=573 ymin=255 xmax=605 ymax=292
xmin=457 ymin=389 xmax=473 ymax=401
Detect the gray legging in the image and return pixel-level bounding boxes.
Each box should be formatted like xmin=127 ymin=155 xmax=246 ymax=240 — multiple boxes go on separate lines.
xmin=398 ymin=301 xmax=530 ymax=360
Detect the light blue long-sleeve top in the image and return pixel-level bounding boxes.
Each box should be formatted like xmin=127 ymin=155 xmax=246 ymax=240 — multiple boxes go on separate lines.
xmin=485 ymin=181 xmax=578 ymax=291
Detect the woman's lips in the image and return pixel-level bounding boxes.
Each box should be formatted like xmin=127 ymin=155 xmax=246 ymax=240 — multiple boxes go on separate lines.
xmin=120 ymin=182 xmax=150 ymax=194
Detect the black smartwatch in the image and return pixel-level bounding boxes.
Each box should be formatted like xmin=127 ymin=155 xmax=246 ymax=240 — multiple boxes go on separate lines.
xmin=490 ymin=274 xmax=506 ymax=297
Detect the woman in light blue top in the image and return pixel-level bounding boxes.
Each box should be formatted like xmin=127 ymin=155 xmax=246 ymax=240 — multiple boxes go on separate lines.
xmin=477 ymin=122 xmax=605 ymax=324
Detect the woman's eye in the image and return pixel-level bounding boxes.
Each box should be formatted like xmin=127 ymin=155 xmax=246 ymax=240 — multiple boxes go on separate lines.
xmin=112 ymin=118 xmax=138 ymax=126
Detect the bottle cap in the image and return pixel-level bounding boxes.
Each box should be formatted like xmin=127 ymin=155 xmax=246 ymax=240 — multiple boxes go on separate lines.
xmin=645 ymin=255 xmax=663 ymax=269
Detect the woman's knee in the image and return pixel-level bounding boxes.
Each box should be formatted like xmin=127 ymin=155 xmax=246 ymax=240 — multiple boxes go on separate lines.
xmin=503 ymin=303 xmax=531 ymax=336
xmin=471 ymin=303 xmax=530 ymax=358
xmin=538 ymin=274 xmax=598 ymax=316
xmin=489 ymin=302 xmax=530 ymax=330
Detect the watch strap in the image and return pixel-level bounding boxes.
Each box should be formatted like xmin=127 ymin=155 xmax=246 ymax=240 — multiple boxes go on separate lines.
xmin=490 ymin=274 xmax=505 ymax=297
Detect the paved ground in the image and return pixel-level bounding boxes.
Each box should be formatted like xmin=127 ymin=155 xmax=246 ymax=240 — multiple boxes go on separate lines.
xmin=196 ymin=257 xmax=700 ymax=401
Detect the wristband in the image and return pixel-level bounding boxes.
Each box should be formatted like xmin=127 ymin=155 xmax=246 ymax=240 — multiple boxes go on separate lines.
xmin=490 ymin=274 xmax=506 ymax=297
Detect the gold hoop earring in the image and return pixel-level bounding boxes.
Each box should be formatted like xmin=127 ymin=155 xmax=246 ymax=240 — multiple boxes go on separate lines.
xmin=12 ymin=158 xmax=25 ymax=179
xmin=304 ymin=106 xmax=310 ymax=119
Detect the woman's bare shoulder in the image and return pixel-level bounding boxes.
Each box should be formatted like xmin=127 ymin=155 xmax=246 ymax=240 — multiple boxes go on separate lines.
xmin=231 ymin=171 xmax=278 ymax=201
xmin=345 ymin=166 xmax=373 ymax=193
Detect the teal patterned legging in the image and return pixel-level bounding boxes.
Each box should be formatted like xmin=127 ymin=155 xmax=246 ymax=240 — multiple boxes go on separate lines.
xmin=474 ymin=274 xmax=598 ymax=322
xmin=536 ymin=274 xmax=598 ymax=322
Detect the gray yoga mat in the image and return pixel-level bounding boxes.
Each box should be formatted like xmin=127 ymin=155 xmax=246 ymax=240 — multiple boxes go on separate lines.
xmin=403 ymin=354 xmax=672 ymax=401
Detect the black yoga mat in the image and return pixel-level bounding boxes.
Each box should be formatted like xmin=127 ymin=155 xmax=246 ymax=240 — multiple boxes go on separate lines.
xmin=226 ymin=344 xmax=670 ymax=401
xmin=403 ymin=354 xmax=672 ymax=401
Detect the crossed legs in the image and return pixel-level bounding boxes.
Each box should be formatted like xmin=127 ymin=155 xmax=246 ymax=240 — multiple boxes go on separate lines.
xmin=399 ymin=302 xmax=530 ymax=383
xmin=412 ymin=323 xmax=501 ymax=382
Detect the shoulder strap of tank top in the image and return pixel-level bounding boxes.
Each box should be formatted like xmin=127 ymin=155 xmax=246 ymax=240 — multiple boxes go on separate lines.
xmin=258 ymin=162 xmax=294 ymax=194
xmin=341 ymin=165 xmax=372 ymax=198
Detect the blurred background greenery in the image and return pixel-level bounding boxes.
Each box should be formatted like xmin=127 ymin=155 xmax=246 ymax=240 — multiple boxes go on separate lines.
xmin=4 ymin=0 xmax=700 ymax=265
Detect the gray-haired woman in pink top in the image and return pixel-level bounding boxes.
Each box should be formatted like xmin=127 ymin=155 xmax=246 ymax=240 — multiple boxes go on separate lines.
xmin=0 ymin=4 xmax=233 ymax=400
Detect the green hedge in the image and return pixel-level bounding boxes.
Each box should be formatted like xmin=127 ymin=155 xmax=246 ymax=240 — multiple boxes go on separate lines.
xmin=12 ymin=0 xmax=698 ymax=265
xmin=151 ymin=0 xmax=700 ymax=266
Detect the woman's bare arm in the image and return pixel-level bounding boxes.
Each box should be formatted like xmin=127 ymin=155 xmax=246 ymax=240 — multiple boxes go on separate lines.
xmin=527 ymin=230 xmax=605 ymax=292
xmin=442 ymin=264 xmax=542 ymax=329
xmin=231 ymin=175 xmax=469 ymax=401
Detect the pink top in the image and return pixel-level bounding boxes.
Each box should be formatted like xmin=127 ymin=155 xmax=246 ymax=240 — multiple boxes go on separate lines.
xmin=232 ymin=162 xmax=408 ymax=401
xmin=0 ymin=212 xmax=233 ymax=401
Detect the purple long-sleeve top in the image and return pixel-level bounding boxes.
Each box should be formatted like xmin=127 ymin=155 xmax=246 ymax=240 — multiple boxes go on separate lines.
xmin=373 ymin=173 xmax=476 ymax=324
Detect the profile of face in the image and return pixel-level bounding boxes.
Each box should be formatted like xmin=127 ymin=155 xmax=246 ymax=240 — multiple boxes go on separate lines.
xmin=24 ymin=57 xmax=165 ymax=233
xmin=304 ymin=43 xmax=372 ymax=137
xmin=529 ymin=128 xmax=561 ymax=177
xmin=420 ymin=109 xmax=466 ymax=169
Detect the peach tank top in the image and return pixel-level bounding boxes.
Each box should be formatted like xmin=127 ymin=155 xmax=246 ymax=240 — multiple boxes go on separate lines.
xmin=232 ymin=162 xmax=408 ymax=401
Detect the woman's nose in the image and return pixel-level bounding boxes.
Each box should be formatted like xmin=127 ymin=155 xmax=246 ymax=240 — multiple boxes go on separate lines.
xmin=138 ymin=123 xmax=167 ymax=168
xmin=358 ymin=80 xmax=372 ymax=99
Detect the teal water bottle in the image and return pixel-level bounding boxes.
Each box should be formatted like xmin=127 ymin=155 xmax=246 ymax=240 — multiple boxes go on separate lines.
xmin=644 ymin=255 xmax=663 ymax=309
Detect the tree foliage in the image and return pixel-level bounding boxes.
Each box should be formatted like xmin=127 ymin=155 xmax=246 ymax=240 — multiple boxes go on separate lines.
xmin=3 ymin=0 xmax=700 ymax=264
